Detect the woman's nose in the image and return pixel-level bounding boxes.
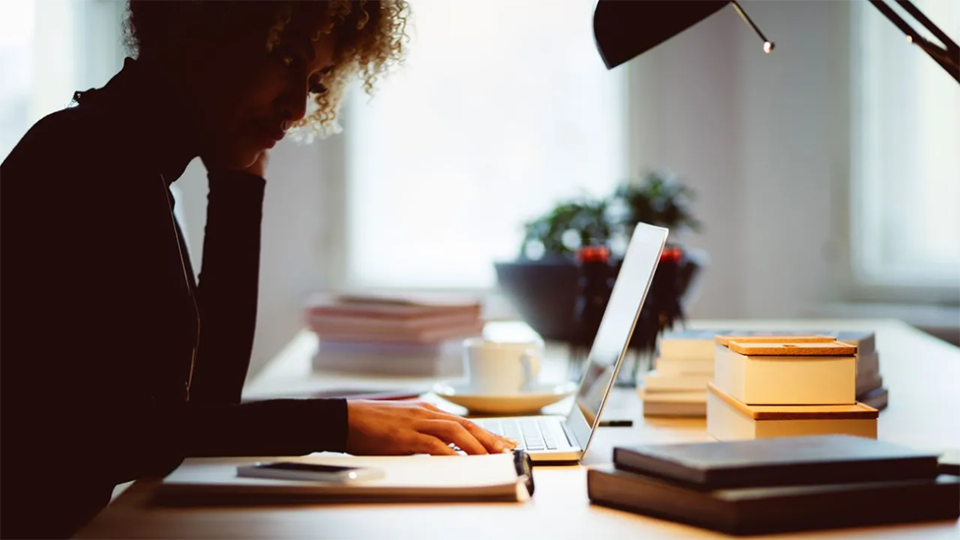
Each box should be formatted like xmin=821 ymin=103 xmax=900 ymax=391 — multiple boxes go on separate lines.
xmin=277 ymin=83 xmax=308 ymax=124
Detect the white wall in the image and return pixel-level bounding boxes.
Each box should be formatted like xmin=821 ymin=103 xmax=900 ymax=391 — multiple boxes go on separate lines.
xmin=736 ymin=0 xmax=849 ymax=318
xmin=176 ymin=137 xmax=343 ymax=379
xmin=628 ymin=0 xmax=847 ymax=319
xmin=627 ymin=5 xmax=746 ymax=318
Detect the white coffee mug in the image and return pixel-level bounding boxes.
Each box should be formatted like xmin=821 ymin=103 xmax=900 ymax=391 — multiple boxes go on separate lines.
xmin=463 ymin=337 xmax=543 ymax=394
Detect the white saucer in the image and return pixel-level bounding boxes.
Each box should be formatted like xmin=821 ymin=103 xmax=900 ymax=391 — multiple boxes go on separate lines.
xmin=432 ymin=381 xmax=578 ymax=415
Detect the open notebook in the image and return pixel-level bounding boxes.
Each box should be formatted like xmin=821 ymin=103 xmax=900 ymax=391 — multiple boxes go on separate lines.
xmin=155 ymin=452 xmax=533 ymax=505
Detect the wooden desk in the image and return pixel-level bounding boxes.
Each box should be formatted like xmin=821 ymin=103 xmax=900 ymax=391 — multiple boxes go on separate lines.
xmin=77 ymin=319 xmax=960 ymax=539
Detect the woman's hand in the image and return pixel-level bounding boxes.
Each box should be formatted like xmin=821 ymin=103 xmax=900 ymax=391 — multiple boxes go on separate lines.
xmin=346 ymin=400 xmax=518 ymax=456
xmin=244 ymin=150 xmax=269 ymax=177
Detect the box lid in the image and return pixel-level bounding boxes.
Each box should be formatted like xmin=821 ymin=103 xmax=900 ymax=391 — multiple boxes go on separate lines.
xmin=726 ymin=340 xmax=857 ymax=357
xmin=714 ymin=335 xmax=835 ymax=347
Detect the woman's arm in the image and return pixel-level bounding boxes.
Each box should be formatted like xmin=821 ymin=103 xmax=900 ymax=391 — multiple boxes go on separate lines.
xmin=186 ymin=170 xmax=266 ymax=404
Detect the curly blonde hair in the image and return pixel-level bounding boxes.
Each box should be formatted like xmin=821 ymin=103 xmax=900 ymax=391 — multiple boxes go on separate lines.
xmin=127 ymin=0 xmax=409 ymax=141
xmin=265 ymin=1 xmax=409 ymax=140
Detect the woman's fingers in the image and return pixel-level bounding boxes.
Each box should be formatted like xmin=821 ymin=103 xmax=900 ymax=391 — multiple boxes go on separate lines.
xmin=456 ymin=419 xmax=517 ymax=453
xmin=419 ymin=403 xmax=448 ymax=414
xmin=345 ymin=400 xmax=521 ymax=457
xmin=413 ymin=433 xmax=459 ymax=456
xmin=417 ymin=403 xmax=518 ymax=452
xmin=416 ymin=420 xmax=488 ymax=455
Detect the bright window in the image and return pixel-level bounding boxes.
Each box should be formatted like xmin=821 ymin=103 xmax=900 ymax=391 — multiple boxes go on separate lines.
xmin=851 ymin=0 xmax=960 ymax=289
xmin=1 ymin=0 xmax=40 ymax=161
xmin=344 ymin=0 xmax=627 ymax=289
xmin=0 ymin=0 xmax=124 ymax=162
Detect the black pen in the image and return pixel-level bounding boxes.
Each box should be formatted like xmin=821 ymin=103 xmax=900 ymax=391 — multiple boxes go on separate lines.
xmin=598 ymin=420 xmax=634 ymax=427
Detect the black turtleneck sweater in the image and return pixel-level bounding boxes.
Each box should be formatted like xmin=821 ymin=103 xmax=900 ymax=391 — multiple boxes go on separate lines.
xmin=0 ymin=58 xmax=347 ymax=539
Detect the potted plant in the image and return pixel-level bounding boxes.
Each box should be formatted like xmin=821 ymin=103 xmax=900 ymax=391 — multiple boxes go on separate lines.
xmin=495 ymin=170 xmax=707 ymax=358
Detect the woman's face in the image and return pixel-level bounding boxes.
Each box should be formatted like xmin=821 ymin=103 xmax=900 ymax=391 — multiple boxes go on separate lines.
xmin=187 ymin=33 xmax=336 ymax=170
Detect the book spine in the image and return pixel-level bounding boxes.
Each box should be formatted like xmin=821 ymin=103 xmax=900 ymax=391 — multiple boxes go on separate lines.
xmin=643 ymin=373 xmax=712 ymax=392
xmin=654 ymin=357 xmax=715 ymax=377
xmin=658 ymin=340 xmax=717 ymax=360
xmin=587 ymin=468 xmax=734 ymax=533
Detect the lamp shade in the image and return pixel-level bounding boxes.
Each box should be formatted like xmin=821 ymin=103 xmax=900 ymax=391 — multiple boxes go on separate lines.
xmin=593 ymin=0 xmax=731 ymax=69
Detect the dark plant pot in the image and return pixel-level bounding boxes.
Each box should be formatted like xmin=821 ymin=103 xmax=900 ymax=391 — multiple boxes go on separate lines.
xmin=494 ymin=259 xmax=582 ymax=343
xmin=494 ymin=248 xmax=708 ymax=351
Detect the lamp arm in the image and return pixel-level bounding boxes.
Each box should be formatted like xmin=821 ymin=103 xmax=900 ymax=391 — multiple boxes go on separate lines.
xmin=868 ymin=0 xmax=960 ymax=84
xmin=893 ymin=0 xmax=958 ymax=53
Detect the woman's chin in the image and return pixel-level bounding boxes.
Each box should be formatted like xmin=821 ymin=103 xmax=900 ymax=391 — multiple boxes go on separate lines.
xmin=213 ymin=144 xmax=266 ymax=172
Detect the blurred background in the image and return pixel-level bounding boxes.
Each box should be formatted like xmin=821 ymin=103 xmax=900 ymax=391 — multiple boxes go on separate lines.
xmin=2 ymin=0 xmax=958 ymax=376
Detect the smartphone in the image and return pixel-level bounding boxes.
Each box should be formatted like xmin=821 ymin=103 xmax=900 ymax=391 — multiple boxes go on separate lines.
xmin=236 ymin=462 xmax=384 ymax=483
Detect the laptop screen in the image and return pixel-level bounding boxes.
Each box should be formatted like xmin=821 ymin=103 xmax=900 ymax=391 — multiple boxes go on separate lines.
xmin=565 ymin=223 xmax=668 ymax=454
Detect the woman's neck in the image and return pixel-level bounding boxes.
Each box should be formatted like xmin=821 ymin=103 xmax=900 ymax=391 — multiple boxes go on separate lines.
xmin=96 ymin=57 xmax=202 ymax=184
xmin=138 ymin=58 xmax=205 ymax=184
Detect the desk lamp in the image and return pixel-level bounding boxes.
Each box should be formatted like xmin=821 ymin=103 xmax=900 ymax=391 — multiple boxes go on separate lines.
xmin=593 ymin=0 xmax=959 ymax=84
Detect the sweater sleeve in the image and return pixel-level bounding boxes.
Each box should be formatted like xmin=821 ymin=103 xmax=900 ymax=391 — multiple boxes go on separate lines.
xmin=183 ymin=398 xmax=349 ymax=457
xmin=180 ymin=171 xmax=350 ymax=456
xmin=187 ymin=170 xmax=266 ymax=404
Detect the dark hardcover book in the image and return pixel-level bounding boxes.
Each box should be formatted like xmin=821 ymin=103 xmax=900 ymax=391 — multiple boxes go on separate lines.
xmin=939 ymin=450 xmax=960 ymax=476
xmin=588 ymin=465 xmax=960 ymax=536
xmin=858 ymin=386 xmax=889 ymax=411
xmin=833 ymin=330 xmax=876 ymax=356
xmin=613 ymin=435 xmax=939 ymax=489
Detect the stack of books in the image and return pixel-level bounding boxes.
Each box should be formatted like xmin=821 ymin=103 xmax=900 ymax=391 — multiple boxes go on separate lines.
xmin=305 ymin=293 xmax=485 ymax=376
xmin=708 ymin=335 xmax=879 ymax=440
xmin=640 ymin=329 xmax=887 ymax=417
xmin=588 ymin=435 xmax=960 ymax=535
xmin=639 ymin=330 xmax=718 ymax=417
xmin=840 ymin=331 xmax=887 ymax=410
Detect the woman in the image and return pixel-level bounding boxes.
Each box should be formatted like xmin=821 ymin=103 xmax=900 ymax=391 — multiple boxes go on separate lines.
xmin=0 ymin=2 xmax=514 ymax=537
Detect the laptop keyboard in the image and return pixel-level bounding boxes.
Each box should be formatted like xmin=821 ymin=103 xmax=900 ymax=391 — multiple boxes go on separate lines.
xmin=476 ymin=419 xmax=565 ymax=452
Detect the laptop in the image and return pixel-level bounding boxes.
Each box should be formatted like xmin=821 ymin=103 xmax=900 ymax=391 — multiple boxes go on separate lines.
xmin=474 ymin=223 xmax=668 ymax=462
